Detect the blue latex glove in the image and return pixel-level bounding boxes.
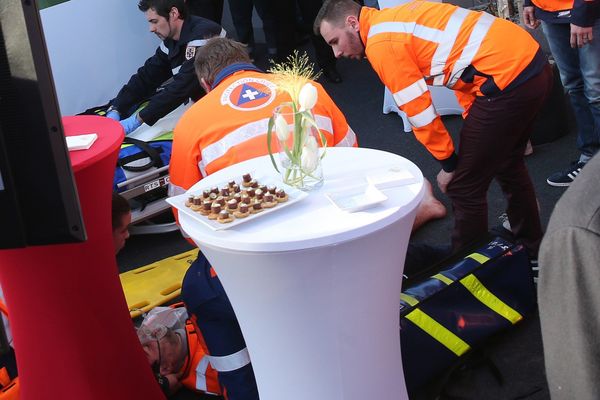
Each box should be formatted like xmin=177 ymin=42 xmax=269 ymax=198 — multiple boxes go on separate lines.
xmin=105 ymin=110 xmax=121 ymax=121
xmin=120 ymin=113 xmax=143 ymax=135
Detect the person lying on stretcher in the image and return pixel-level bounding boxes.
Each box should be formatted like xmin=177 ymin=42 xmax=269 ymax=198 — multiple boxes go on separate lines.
xmin=136 ymin=306 xmax=222 ymax=396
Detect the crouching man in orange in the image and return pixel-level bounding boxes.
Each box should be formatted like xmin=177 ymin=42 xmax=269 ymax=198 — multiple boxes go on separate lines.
xmin=315 ymin=0 xmax=553 ymax=259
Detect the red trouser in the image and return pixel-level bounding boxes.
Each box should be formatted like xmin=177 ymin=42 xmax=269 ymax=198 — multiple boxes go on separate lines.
xmin=447 ymin=64 xmax=554 ymax=257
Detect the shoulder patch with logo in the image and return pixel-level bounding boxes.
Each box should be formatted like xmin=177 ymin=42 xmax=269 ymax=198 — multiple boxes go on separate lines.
xmin=220 ymin=77 xmax=277 ymax=111
xmin=185 ymin=46 xmax=197 ymax=60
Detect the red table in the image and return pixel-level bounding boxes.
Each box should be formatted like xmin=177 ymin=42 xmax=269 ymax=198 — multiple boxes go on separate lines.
xmin=0 ymin=116 xmax=164 ymax=399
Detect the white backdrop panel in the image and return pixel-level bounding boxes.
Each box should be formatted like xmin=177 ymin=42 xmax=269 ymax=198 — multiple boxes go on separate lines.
xmin=40 ymin=0 xmax=160 ymax=116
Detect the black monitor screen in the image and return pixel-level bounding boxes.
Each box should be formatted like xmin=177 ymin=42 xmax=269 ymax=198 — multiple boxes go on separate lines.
xmin=0 ymin=1 xmax=85 ymax=249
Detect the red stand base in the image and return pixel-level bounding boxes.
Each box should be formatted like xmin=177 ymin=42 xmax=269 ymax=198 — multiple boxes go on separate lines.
xmin=0 ymin=116 xmax=164 ymax=399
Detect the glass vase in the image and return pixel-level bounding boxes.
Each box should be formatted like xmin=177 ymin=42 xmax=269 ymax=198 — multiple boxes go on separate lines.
xmin=272 ymin=105 xmax=324 ymax=191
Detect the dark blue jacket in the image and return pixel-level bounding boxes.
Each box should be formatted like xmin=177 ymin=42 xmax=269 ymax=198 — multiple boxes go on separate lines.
xmin=111 ymin=16 xmax=224 ymax=125
xmin=523 ymin=0 xmax=600 ymax=26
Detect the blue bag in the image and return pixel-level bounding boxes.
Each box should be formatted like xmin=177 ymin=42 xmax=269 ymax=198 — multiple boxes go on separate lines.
xmin=113 ymin=137 xmax=172 ymax=192
xmin=400 ymin=237 xmax=536 ymax=393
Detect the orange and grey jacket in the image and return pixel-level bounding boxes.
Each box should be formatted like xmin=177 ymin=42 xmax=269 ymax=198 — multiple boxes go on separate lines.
xmin=360 ymin=3 xmax=546 ymax=171
xmin=179 ymin=320 xmax=222 ymax=395
xmin=169 ymin=64 xmax=357 ymax=197
xmin=523 ymin=0 xmax=599 ymax=26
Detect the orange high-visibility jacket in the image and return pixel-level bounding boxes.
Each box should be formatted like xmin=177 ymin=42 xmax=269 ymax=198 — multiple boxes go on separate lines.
xmin=169 ymin=68 xmax=357 ymax=196
xmin=179 ymin=320 xmax=222 ymax=395
xmin=360 ymin=2 xmax=545 ymax=163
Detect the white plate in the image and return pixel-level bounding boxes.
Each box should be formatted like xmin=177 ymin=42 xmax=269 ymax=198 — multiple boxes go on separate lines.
xmin=325 ymin=184 xmax=387 ymax=212
xmin=66 ymin=133 xmax=98 ymax=151
xmin=167 ymin=176 xmax=308 ymax=231
xmin=366 ymin=166 xmax=418 ymax=189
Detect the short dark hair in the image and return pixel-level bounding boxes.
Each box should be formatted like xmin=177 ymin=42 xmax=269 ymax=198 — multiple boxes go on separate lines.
xmin=194 ymin=37 xmax=251 ymax=86
xmin=314 ymin=0 xmax=362 ymax=36
xmin=112 ymin=192 xmax=131 ymax=230
xmin=138 ymin=0 xmax=188 ymax=20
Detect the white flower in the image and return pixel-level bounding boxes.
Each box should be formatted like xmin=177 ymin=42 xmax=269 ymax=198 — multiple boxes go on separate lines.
xmin=301 ymin=137 xmax=319 ymax=173
xmin=275 ymin=114 xmax=289 ymax=142
xmin=305 ymin=135 xmax=319 ymax=152
xmin=298 ymin=83 xmax=318 ymax=111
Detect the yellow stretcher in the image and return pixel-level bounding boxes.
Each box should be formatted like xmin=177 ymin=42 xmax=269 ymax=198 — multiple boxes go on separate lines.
xmin=119 ymin=249 xmax=197 ymax=318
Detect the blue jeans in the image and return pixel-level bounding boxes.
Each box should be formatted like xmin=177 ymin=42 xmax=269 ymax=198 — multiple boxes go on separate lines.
xmin=542 ymin=20 xmax=600 ymax=161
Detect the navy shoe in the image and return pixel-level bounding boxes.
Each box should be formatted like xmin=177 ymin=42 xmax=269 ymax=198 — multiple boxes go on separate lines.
xmin=546 ymin=160 xmax=586 ymax=187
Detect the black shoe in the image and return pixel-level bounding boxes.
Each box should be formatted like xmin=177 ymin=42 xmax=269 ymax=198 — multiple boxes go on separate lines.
xmin=322 ymin=65 xmax=342 ymax=83
xmin=546 ymin=160 xmax=586 ymax=187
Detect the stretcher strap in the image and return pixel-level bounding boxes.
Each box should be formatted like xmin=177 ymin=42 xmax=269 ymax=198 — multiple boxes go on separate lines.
xmin=459 ymin=275 xmax=522 ymax=324
xmin=405 ymin=309 xmax=471 ymax=356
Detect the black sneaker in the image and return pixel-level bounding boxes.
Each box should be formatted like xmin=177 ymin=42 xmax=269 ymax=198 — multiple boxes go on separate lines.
xmin=546 ymin=161 xmax=586 ymax=187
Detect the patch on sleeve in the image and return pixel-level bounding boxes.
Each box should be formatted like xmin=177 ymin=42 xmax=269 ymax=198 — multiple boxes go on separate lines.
xmin=185 ymin=46 xmax=197 ymax=60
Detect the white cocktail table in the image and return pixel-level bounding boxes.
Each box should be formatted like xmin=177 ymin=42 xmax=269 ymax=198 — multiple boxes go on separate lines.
xmin=178 ymin=147 xmax=423 ymax=400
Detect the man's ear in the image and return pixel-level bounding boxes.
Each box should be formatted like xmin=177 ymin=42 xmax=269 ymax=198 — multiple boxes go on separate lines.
xmin=200 ymin=78 xmax=212 ymax=93
xmin=346 ymin=15 xmax=360 ymax=32
xmin=170 ymin=6 xmax=180 ymax=20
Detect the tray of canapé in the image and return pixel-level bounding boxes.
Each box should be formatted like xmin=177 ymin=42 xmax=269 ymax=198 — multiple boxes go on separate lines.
xmin=167 ymin=172 xmax=308 ymax=230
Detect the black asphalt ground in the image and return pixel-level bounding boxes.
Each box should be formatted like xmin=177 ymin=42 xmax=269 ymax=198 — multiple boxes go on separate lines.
xmin=117 ymin=5 xmax=579 ymax=399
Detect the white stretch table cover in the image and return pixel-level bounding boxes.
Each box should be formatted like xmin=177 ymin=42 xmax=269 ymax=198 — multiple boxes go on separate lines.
xmin=179 ymin=148 xmax=424 ymax=400
xmin=377 ymin=0 xmax=463 ymax=132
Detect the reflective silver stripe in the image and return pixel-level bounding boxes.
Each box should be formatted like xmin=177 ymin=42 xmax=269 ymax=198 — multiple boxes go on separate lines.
xmin=200 ymin=118 xmax=270 ymax=170
xmin=430 ymin=8 xmax=469 ymax=85
xmin=448 ymin=12 xmax=495 ymax=88
xmin=200 ymin=114 xmax=335 ymax=172
xmin=197 ymin=159 xmax=207 ymax=178
xmin=187 ymin=29 xmax=226 ymax=48
xmin=172 ymin=65 xmax=182 ymax=75
xmin=195 ymin=356 xmax=210 ymax=391
xmin=392 ymin=79 xmax=428 ymax=106
xmin=187 ymin=39 xmax=207 ymax=47
xmin=168 ymin=182 xmax=187 ymax=197
xmin=314 ymin=114 xmax=333 ymax=133
xmin=408 ymin=104 xmax=437 ymax=128
xmin=335 ymin=127 xmax=357 ymax=147
xmin=194 ymin=356 xmax=220 ymax=395
xmin=160 ymin=42 xmax=169 ymax=55
xmin=368 ymin=21 xmax=444 ymax=43
xmin=207 ymin=348 xmax=251 ymax=372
